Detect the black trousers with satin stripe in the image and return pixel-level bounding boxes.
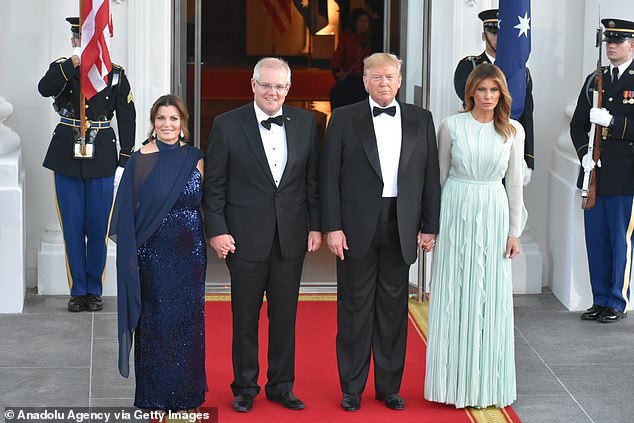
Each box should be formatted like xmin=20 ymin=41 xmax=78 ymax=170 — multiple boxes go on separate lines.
xmin=227 ymin=233 xmax=305 ymax=398
xmin=336 ymin=199 xmax=410 ymax=394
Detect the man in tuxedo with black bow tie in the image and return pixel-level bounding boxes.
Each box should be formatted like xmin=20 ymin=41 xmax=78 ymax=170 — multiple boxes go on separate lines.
xmin=320 ymin=52 xmax=440 ymax=411
xmin=203 ymin=57 xmax=321 ymax=413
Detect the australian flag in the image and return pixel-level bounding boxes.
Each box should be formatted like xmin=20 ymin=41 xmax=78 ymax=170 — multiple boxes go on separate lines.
xmin=293 ymin=0 xmax=328 ymax=34
xmin=496 ymin=0 xmax=531 ymax=119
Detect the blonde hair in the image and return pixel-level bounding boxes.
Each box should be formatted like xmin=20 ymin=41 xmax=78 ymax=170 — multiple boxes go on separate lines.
xmin=148 ymin=94 xmax=190 ymax=140
xmin=363 ymin=52 xmax=403 ymax=76
xmin=464 ymin=63 xmax=516 ymax=141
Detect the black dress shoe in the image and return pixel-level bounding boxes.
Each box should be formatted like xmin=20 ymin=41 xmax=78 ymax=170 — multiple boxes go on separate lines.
xmin=341 ymin=393 xmax=361 ymax=411
xmin=598 ymin=307 xmax=627 ymax=323
xmin=232 ymin=394 xmax=254 ymax=412
xmin=85 ymin=294 xmax=103 ymax=312
xmin=580 ymin=304 xmax=604 ymax=320
xmin=67 ymin=296 xmax=87 ymax=312
xmin=266 ymin=391 xmax=305 ymax=410
xmin=376 ymin=392 xmax=405 ymax=410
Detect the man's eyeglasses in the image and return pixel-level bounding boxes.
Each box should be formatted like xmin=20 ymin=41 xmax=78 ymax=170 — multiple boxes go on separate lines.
xmin=254 ymin=80 xmax=289 ymax=93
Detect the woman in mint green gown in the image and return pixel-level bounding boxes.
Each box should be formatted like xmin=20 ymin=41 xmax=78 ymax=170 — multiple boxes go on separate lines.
xmin=424 ymin=63 xmax=526 ymax=409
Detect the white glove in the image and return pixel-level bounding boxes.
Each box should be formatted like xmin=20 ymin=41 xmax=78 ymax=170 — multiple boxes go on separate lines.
xmin=589 ymin=107 xmax=613 ymax=127
xmin=523 ymin=167 xmax=532 ymax=186
xmin=113 ymin=166 xmax=125 ymax=188
xmin=581 ymin=153 xmax=595 ymax=172
xmin=72 ymin=47 xmax=82 ymax=58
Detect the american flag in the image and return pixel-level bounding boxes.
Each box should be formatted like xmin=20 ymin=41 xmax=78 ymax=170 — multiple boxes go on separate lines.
xmin=496 ymin=0 xmax=531 ymax=119
xmin=81 ymin=0 xmax=113 ymax=99
xmin=263 ymin=0 xmax=292 ymax=33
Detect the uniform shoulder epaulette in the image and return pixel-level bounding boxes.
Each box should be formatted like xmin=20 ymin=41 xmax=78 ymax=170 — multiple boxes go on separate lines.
xmin=463 ymin=54 xmax=481 ymax=62
xmin=54 ymin=57 xmax=67 ymax=63
xmin=112 ymin=63 xmax=126 ymax=71
xmin=601 ymin=65 xmax=609 ymax=71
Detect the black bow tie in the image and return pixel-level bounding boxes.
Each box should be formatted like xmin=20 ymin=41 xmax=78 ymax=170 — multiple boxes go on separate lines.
xmin=261 ymin=115 xmax=285 ymax=130
xmin=373 ymin=106 xmax=396 ymax=117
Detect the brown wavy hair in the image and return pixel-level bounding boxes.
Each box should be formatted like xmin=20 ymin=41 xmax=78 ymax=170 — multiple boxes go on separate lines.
xmin=148 ymin=94 xmax=190 ymax=140
xmin=463 ymin=63 xmax=516 ymax=141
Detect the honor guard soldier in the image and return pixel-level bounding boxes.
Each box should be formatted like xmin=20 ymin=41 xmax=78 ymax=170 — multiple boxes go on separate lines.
xmin=571 ymin=18 xmax=634 ymax=323
xmin=453 ymin=9 xmax=535 ymax=184
xmin=38 ymin=17 xmax=136 ymax=312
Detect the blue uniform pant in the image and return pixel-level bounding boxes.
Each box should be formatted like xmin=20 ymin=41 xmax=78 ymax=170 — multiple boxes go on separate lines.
xmin=54 ymin=173 xmax=114 ymax=297
xmin=584 ymin=195 xmax=634 ymax=312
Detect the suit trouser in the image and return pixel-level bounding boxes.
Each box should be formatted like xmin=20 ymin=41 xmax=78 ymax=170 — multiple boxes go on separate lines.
xmin=336 ymin=199 xmax=410 ymax=395
xmin=54 ymin=173 xmax=114 ymax=297
xmin=584 ymin=194 xmax=634 ymax=312
xmin=226 ymin=233 xmax=305 ymax=398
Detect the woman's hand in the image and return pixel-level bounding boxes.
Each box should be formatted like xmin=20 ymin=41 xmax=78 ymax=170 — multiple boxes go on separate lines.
xmin=505 ymin=236 xmax=521 ymax=259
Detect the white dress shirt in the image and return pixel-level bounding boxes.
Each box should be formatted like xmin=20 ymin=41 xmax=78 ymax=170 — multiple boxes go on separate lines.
xmin=254 ymin=103 xmax=287 ymax=187
xmin=369 ymin=97 xmax=402 ymax=197
xmin=610 ymin=59 xmax=632 ymax=82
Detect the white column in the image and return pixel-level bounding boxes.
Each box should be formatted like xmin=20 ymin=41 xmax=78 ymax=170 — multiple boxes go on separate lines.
xmin=0 ymin=96 xmax=25 ymax=313
xmin=548 ymin=103 xmax=593 ymax=310
xmin=127 ymin=0 xmax=173 ymax=144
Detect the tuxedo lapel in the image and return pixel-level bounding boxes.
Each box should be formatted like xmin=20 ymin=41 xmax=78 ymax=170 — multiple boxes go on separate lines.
xmin=398 ymin=104 xmax=417 ymax=179
xmin=353 ymin=104 xmax=382 ymax=181
xmin=240 ymin=107 xmax=276 ymax=186
xmin=278 ymin=111 xmax=297 ymax=188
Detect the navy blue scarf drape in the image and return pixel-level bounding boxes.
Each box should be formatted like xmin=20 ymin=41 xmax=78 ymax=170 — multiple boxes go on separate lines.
xmin=109 ymin=142 xmax=203 ymax=377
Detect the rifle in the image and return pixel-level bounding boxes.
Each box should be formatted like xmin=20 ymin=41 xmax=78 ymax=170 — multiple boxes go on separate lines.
xmin=581 ymin=26 xmax=604 ymax=209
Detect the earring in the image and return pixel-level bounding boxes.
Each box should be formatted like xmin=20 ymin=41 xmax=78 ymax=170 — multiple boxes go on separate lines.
xmin=152 ymin=131 xmax=157 ymax=139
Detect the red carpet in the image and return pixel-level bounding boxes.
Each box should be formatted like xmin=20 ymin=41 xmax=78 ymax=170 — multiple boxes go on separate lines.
xmin=203 ymin=295 xmax=521 ymax=423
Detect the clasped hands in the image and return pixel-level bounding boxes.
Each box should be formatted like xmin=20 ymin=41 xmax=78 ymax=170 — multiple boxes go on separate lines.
xmin=210 ymin=234 xmax=236 ymax=259
xmin=418 ymin=232 xmax=436 ymax=253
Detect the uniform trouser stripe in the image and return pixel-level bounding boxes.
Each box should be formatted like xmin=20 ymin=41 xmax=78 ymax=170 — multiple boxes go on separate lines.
xmin=584 ymin=195 xmax=634 ymax=312
xmin=53 ymin=172 xmax=114 ymax=296
xmin=622 ymin=198 xmax=634 ymax=309
xmin=53 ymin=174 xmax=74 ymax=291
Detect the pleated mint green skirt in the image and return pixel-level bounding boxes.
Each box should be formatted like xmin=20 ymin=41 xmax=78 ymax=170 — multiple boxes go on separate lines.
xmin=424 ymin=176 xmax=516 ymax=409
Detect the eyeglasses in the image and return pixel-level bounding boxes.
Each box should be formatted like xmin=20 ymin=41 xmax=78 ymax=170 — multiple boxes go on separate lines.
xmin=254 ymin=80 xmax=289 ymax=93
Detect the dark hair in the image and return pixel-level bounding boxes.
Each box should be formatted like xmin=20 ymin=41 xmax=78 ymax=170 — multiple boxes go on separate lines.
xmin=148 ymin=94 xmax=190 ymax=140
xmin=348 ymin=8 xmax=371 ymax=33
xmin=463 ymin=63 xmax=516 ymax=141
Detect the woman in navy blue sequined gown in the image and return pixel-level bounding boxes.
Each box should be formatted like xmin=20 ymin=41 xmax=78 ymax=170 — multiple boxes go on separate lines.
xmin=110 ymin=95 xmax=207 ymax=411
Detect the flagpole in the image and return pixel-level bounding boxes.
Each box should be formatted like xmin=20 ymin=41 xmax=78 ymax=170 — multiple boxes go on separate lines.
xmin=307 ymin=28 xmax=313 ymax=68
xmin=79 ymin=0 xmax=87 ymax=155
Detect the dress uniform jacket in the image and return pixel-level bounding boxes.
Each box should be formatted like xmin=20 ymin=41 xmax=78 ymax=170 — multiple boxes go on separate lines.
xmin=38 ymin=57 xmax=136 ymax=178
xmin=453 ymin=52 xmax=535 ymax=169
xmin=570 ymin=63 xmax=634 ymax=195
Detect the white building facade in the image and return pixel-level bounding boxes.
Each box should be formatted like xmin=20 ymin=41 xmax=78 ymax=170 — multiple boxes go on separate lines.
xmin=0 ymin=0 xmax=630 ymax=312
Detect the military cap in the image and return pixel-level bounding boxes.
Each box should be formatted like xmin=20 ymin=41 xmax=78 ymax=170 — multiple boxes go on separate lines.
xmin=478 ymin=9 xmax=499 ymax=33
xmin=602 ymin=18 xmax=634 ymax=43
xmin=66 ymin=17 xmax=80 ymax=38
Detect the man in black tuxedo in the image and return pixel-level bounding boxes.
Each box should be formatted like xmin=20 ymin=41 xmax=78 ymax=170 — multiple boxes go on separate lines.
xmin=203 ymin=57 xmax=321 ymax=412
xmin=320 ymin=52 xmax=440 ymax=411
